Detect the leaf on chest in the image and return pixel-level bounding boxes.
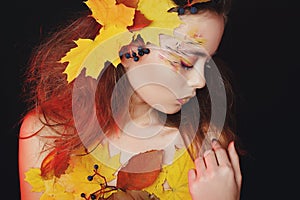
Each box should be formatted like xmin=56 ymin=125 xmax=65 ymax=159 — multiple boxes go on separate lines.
xmin=116 ymin=150 xmax=164 ymax=190
xmin=106 ymin=190 xmax=160 ymax=200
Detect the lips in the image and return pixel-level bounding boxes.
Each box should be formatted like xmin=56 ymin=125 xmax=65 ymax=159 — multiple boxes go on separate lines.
xmin=177 ymin=97 xmax=190 ymax=105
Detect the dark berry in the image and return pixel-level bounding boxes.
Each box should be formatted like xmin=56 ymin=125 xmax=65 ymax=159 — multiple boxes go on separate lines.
xmin=91 ymin=194 xmax=97 ymax=199
xmin=133 ymin=56 xmax=139 ymax=62
xmin=119 ymin=52 xmax=123 ymax=59
xmin=94 ymin=164 xmax=99 ymax=170
xmin=81 ymin=193 xmax=86 ymax=198
xmin=143 ymin=48 xmax=150 ymax=54
xmin=138 ymin=51 xmax=144 ymax=56
xmin=87 ymin=175 xmax=93 ymax=181
xmin=190 ymin=6 xmax=198 ymax=14
xmin=125 ymin=53 xmax=131 ymax=59
xmin=178 ymin=7 xmax=185 ymax=15
xmin=138 ymin=46 xmax=143 ymax=51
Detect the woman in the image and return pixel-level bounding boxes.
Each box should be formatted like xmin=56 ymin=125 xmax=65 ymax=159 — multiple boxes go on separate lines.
xmin=19 ymin=0 xmax=242 ymax=199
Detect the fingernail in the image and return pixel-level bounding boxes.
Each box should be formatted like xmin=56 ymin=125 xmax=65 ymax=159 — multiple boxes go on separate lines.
xmin=211 ymin=138 xmax=219 ymax=144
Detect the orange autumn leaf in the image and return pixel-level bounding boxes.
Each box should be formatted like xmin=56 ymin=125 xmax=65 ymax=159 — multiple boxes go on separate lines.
xmin=128 ymin=10 xmax=153 ymax=31
xmin=116 ymin=0 xmax=139 ymax=8
xmin=117 ymin=150 xmax=163 ymax=190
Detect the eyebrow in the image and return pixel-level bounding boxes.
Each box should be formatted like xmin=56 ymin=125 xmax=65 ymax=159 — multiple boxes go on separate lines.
xmin=185 ymin=41 xmax=214 ymax=57
xmin=165 ymin=45 xmax=209 ymax=58
xmin=183 ymin=49 xmax=208 ymax=57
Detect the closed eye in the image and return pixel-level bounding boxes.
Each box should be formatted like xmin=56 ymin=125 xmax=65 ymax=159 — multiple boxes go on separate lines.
xmin=180 ymin=60 xmax=193 ymax=70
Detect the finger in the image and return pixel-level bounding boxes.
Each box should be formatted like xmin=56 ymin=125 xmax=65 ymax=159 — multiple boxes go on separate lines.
xmin=188 ymin=169 xmax=197 ymax=183
xmin=228 ymin=141 xmax=242 ymax=186
xmin=212 ymin=139 xmax=231 ymax=166
xmin=203 ymin=149 xmax=218 ymax=170
xmin=194 ymin=156 xmax=206 ymax=176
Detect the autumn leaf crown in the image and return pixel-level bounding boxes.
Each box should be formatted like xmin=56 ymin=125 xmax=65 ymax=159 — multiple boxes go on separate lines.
xmin=60 ymin=0 xmax=212 ymax=83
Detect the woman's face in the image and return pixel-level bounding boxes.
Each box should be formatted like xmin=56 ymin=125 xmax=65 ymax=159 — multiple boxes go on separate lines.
xmin=122 ymin=11 xmax=225 ymax=114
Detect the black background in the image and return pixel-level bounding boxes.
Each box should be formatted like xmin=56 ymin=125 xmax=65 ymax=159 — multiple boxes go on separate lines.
xmin=2 ymin=0 xmax=299 ymax=199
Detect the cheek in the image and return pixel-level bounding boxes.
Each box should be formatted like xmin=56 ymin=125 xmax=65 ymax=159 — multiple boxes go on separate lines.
xmin=136 ymin=85 xmax=176 ymax=102
xmin=136 ymin=85 xmax=180 ymax=113
xmin=128 ymin=66 xmax=192 ymax=101
xmin=203 ymin=31 xmax=223 ymax=55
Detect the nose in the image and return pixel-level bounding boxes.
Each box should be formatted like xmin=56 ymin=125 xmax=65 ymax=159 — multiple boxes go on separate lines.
xmin=187 ymin=68 xmax=206 ymax=89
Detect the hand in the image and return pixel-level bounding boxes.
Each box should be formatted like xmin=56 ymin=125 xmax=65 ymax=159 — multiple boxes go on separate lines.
xmin=188 ymin=139 xmax=242 ymax=200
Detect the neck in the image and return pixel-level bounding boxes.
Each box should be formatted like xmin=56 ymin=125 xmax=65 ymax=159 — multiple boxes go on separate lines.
xmin=129 ymin=93 xmax=161 ymax=127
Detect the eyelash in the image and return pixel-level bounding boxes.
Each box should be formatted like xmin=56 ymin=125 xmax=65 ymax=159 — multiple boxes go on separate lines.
xmin=163 ymin=53 xmax=194 ymax=71
xmin=180 ymin=60 xmax=193 ymax=70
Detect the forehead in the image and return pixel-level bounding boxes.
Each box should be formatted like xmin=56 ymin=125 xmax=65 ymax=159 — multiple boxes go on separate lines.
xmin=173 ymin=12 xmax=225 ymax=56
xmin=159 ymin=34 xmax=207 ymax=57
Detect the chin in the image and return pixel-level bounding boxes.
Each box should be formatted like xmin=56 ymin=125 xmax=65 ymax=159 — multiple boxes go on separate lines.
xmin=154 ymin=104 xmax=182 ymax=115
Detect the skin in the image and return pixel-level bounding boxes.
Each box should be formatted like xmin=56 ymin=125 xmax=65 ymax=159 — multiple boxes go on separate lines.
xmin=19 ymin=11 xmax=241 ymax=200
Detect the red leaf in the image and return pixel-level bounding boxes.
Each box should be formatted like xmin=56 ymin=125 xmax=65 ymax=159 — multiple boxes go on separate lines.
xmin=41 ymin=148 xmax=70 ymax=179
xmin=117 ymin=150 xmax=163 ymax=190
xmin=116 ymin=0 xmax=139 ymax=8
xmin=128 ymin=11 xmax=153 ymax=31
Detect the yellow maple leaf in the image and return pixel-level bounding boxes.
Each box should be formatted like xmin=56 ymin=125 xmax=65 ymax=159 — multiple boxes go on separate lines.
xmin=61 ymin=0 xmax=135 ymax=82
xmin=24 ymin=144 xmax=121 ymax=200
xmin=90 ymin=142 xmax=121 ymax=171
xmin=146 ymin=148 xmax=195 ymax=200
xmin=60 ymin=38 xmax=97 ymax=82
xmin=86 ymin=0 xmax=135 ymax=28
xmin=24 ymin=168 xmax=45 ymax=192
xmin=57 ymin=143 xmax=121 ymax=197
xmin=56 ymin=161 xmax=101 ymax=197
xmin=163 ymin=148 xmax=194 ymax=199
xmin=61 ymin=30 xmax=134 ymax=82
xmin=40 ymin=179 xmax=74 ymax=200
xmin=82 ymin=29 xmax=133 ymax=79
xmin=135 ymin=0 xmax=182 ymax=46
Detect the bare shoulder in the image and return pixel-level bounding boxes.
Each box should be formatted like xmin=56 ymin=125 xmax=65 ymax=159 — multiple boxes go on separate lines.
xmin=18 ymin=109 xmax=49 ymax=199
xmin=19 ymin=109 xmax=45 ymax=139
xmin=18 ymin=109 xmax=52 ymax=166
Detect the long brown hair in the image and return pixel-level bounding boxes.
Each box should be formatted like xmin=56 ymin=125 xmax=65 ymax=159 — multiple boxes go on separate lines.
xmin=20 ymin=0 xmax=240 ymax=179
